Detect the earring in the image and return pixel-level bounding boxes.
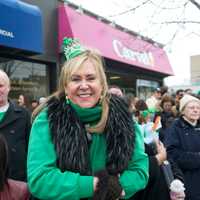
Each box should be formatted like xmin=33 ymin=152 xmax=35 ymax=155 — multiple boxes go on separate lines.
xmin=66 ymin=95 xmax=69 ymax=104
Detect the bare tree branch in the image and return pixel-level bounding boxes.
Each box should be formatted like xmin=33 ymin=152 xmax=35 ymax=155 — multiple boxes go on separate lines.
xmin=189 ymin=0 xmax=200 ymax=10
xmin=109 ymin=0 xmax=151 ymax=17
xmin=73 ymin=0 xmax=200 ymax=45
xmin=149 ymin=0 xmax=188 ymax=10
xmin=153 ymin=20 xmax=200 ymax=24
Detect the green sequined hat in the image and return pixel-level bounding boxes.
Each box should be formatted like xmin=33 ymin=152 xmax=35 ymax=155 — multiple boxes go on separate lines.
xmin=62 ymin=37 xmax=86 ymax=61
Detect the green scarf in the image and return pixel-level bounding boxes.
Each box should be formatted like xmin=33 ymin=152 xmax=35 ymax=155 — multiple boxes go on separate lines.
xmin=47 ymin=94 xmax=134 ymax=175
xmin=0 ymin=112 xmax=6 ymax=122
xmin=68 ymin=100 xmax=102 ymax=126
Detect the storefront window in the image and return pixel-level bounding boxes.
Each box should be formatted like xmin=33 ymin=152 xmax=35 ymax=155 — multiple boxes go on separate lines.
xmin=107 ymin=72 xmax=136 ymax=96
xmin=137 ymin=79 xmax=159 ymax=100
xmin=0 ymin=58 xmax=49 ymax=102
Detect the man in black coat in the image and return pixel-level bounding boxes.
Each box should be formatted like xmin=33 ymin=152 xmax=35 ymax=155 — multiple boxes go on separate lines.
xmin=0 ymin=69 xmax=31 ymax=181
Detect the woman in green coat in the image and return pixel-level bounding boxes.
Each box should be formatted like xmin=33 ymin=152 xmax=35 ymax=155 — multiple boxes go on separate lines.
xmin=27 ymin=38 xmax=148 ymax=200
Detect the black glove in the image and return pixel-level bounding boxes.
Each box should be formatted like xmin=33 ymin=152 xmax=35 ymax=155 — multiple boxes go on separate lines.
xmin=105 ymin=175 xmax=123 ymax=200
xmin=93 ymin=170 xmax=123 ymax=200
xmin=93 ymin=170 xmax=109 ymax=200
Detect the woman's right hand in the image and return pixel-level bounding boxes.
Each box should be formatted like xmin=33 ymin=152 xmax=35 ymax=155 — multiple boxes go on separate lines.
xmin=155 ymin=140 xmax=167 ymax=165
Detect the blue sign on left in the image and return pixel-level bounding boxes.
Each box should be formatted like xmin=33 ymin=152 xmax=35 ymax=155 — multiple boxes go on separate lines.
xmin=0 ymin=0 xmax=43 ymax=54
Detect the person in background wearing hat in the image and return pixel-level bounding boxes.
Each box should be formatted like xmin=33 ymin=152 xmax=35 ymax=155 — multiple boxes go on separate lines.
xmin=146 ymin=88 xmax=161 ymax=112
xmin=165 ymin=94 xmax=200 ymax=200
xmin=27 ymin=38 xmax=148 ymax=200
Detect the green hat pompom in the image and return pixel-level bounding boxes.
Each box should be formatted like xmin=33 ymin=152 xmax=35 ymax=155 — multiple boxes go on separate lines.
xmin=62 ymin=37 xmax=86 ymax=61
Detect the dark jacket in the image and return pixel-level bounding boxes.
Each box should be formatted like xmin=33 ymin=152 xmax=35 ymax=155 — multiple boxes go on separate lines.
xmin=0 ymin=101 xmax=31 ymax=181
xmin=165 ymin=117 xmax=200 ymax=200
xmin=154 ymin=111 xmax=176 ymax=143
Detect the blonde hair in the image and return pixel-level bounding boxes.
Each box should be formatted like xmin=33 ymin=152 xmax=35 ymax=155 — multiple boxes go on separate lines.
xmin=33 ymin=49 xmax=110 ymax=133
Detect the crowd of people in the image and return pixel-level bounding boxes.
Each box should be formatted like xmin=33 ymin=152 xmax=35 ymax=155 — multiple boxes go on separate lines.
xmin=0 ymin=37 xmax=200 ymax=200
xmin=110 ymin=86 xmax=200 ymax=200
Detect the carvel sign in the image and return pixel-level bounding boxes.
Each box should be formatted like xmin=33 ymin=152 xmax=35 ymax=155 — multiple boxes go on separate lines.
xmin=58 ymin=4 xmax=173 ymax=75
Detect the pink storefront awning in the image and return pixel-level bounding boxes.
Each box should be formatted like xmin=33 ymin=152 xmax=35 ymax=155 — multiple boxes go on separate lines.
xmin=58 ymin=5 xmax=174 ymax=76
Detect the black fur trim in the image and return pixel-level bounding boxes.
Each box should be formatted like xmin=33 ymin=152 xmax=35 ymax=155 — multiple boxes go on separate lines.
xmin=106 ymin=95 xmax=135 ymax=174
xmin=47 ymin=94 xmax=135 ymax=175
xmin=48 ymin=94 xmax=90 ymax=174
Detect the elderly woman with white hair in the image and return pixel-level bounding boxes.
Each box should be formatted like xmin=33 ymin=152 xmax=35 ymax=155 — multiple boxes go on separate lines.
xmin=165 ymin=94 xmax=200 ymax=200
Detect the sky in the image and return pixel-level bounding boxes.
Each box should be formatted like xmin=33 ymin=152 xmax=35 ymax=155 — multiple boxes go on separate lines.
xmin=67 ymin=0 xmax=200 ymax=86
xmin=165 ymin=32 xmax=200 ymax=86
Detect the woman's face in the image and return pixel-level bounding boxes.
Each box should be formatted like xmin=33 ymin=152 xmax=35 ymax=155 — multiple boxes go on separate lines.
xmin=65 ymin=59 xmax=103 ymax=108
xmin=183 ymin=101 xmax=200 ymax=122
xmin=163 ymin=101 xmax=172 ymax=112
xmin=18 ymin=95 xmax=25 ymax=106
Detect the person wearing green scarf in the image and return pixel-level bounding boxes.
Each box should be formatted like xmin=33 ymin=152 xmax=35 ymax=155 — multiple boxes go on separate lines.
xmin=28 ymin=38 xmax=148 ymax=200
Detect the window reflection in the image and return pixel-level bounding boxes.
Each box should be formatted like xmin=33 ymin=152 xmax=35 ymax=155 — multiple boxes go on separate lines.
xmin=137 ymin=79 xmax=159 ymax=100
xmin=0 ymin=58 xmax=49 ymax=102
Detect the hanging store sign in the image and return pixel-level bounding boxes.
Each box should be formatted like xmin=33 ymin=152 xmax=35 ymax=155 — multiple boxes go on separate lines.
xmin=59 ymin=4 xmax=173 ymax=75
xmin=112 ymin=39 xmax=154 ymax=67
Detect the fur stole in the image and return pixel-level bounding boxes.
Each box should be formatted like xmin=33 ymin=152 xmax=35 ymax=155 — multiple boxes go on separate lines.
xmin=47 ymin=94 xmax=135 ymax=175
